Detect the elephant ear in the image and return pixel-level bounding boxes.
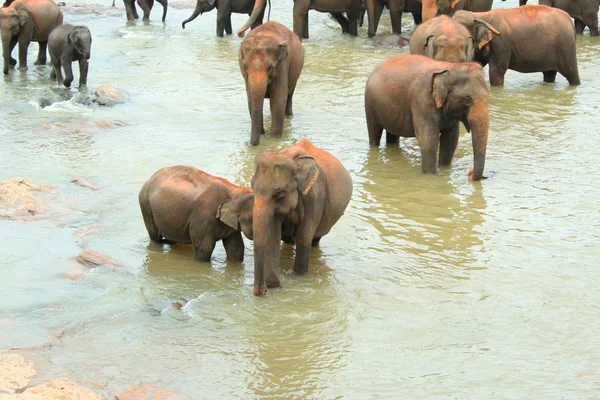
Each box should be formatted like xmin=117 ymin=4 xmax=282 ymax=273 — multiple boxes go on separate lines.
xmin=465 ymin=35 xmax=475 ymax=60
xmin=217 ymin=200 xmax=239 ymax=230
xmin=295 ymin=156 xmax=319 ymax=196
xmin=424 ymin=35 xmax=436 ymax=58
xmin=18 ymin=9 xmax=28 ymax=26
xmin=430 ymin=70 xmax=449 ymax=109
xmin=473 ymin=19 xmax=500 ymax=49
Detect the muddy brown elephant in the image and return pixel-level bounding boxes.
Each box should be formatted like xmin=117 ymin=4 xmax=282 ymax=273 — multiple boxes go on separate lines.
xmin=181 ymin=0 xmax=264 ymax=37
xmin=520 ymin=0 xmax=598 ymax=36
xmin=419 ymin=0 xmax=495 ymax=22
xmin=453 ymin=6 xmax=581 ymax=86
xmin=238 ymin=21 xmax=304 ymax=146
xmin=251 ymin=139 xmax=353 ymax=296
xmin=410 ymin=15 xmax=476 ymax=63
xmin=365 ymin=55 xmax=489 ymax=180
xmin=1 ymin=0 xmax=63 ymax=75
xmin=139 ymin=166 xmax=255 ymax=262
xmin=123 ymin=0 xmax=167 ymax=22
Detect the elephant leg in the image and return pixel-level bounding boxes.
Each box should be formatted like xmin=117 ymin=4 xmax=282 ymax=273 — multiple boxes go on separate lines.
xmin=138 ymin=0 xmax=152 ymax=21
xmin=216 ymin=14 xmax=227 ymax=36
xmin=269 ymin=80 xmax=288 ymax=137
xmin=386 ymin=131 xmax=399 ymax=144
xmin=293 ymin=3 xmax=309 ymax=39
xmin=413 ymin=114 xmax=440 ymax=174
xmin=438 ymin=124 xmax=459 ymax=166
xmin=488 ymin=59 xmax=508 ymax=87
xmin=412 ymin=12 xmax=422 ymax=25
xmin=311 ymin=237 xmax=321 ymax=247
xmin=557 ymin=50 xmax=580 ymax=86
xmin=223 ymin=231 xmax=245 ymax=262
xmin=574 ymin=19 xmax=585 ymax=34
xmin=78 ymin=59 xmax=88 ymax=89
xmin=303 ymin=13 xmax=309 ymax=39
xmin=543 ymin=70 xmax=557 ymax=83
xmin=193 ymin=238 xmax=216 ymax=262
xmin=62 ymin=59 xmax=74 ymax=88
xmin=50 ymin=59 xmax=63 ymax=84
xmin=132 ymin=1 xmax=140 ymax=18
xmin=292 ymin=202 xmax=322 ymax=275
xmin=372 ymin=1 xmax=384 ymax=35
xmin=285 ymin=89 xmax=294 ymax=116
xmin=366 ymin=110 xmax=384 ymax=146
xmin=34 ymin=41 xmax=47 ymax=66
xmin=331 ymin=13 xmax=350 ymax=33
xmin=9 ymin=37 xmax=17 ymax=66
xmin=17 ymin=40 xmax=28 ymax=71
xmin=225 ymin=13 xmax=233 ymax=35
xmin=348 ymin=13 xmax=359 ymax=36
xmin=358 ymin=9 xmax=365 ymax=26
xmin=123 ymin=0 xmax=137 ymax=19
xmin=388 ymin=3 xmax=404 ymax=34
xmin=140 ymin=205 xmax=163 ymax=242
xmin=583 ymin=13 xmax=598 ymax=36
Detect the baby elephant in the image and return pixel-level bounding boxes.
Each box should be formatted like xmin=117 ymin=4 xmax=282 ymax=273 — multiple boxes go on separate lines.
xmin=139 ymin=166 xmax=254 ymax=262
xmin=48 ymin=24 xmax=92 ymax=89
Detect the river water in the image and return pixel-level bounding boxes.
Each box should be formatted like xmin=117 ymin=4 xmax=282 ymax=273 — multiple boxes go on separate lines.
xmin=1 ymin=0 xmax=599 ymax=397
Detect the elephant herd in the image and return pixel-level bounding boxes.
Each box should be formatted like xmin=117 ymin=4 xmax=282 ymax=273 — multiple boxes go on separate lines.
xmin=1 ymin=0 xmax=595 ymax=296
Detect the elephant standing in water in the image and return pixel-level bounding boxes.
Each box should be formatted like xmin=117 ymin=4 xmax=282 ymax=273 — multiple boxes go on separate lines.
xmin=181 ymin=0 xmax=264 ymax=37
xmin=48 ymin=24 xmax=91 ymax=89
xmin=238 ymin=22 xmax=304 ymax=146
xmin=519 ymin=0 xmax=598 ymax=36
xmin=139 ymin=166 xmax=255 ymax=262
xmin=365 ymin=55 xmax=490 ymax=180
xmin=123 ymin=0 xmax=167 ymax=22
xmin=453 ymin=6 xmax=581 ymax=86
xmin=0 ymin=0 xmax=63 ymax=75
xmin=250 ymin=139 xmax=353 ymax=296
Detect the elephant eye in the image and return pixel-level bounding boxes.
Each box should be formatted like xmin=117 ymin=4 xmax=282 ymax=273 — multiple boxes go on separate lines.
xmin=462 ymin=96 xmax=472 ymax=104
xmin=273 ymin=189 xmax=287 ymax=200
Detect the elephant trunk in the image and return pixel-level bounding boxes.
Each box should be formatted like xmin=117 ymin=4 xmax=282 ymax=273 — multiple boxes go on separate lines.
xmin=252 ymin=199 xmax=282 ymax=296
xmin=237 ymin=0 xmax=266 ymax=37
xmin=365 ymin=0 xmax=375 ymax=37
xmin=467 ymin=99 xmax=489 ymax=181
xmin=247 ymin=71 xmax=267 ymax=146
xmin=2 ymin=32 xmax=11 ymax=75
xmin=182 ymin=3 xmax=202 ymax=28
xmin=155 ymin=0 xmax=168 ymax=22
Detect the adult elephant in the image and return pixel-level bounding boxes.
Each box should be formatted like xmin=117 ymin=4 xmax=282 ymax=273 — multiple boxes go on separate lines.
xmin=410 ymin=15 xmax=478 ymax=63
xmin=139 ymin=166 xmax=255 ymax=262
xmin=367 ymin=0 xmax=422 ymax=36
xmin=251 ymin=139 xmax=353 ymax=296
xmin=365 ymin=55 xmax=489 ymax=181
xmin=420 ymin=0 xmax=496 ymax=22
xmin=181 ymin=0 xmax=264 ymax=37
xmin=519 ymin=0 xmax=598 ymax=36
xmin=1 ymin=0 xmax=63 ymax=75
xmin=123 ymin=0 xmax=167 ymax=22
xmin=238 ymin=21 xmax=304 ymax=146
xmin=453 ymin=6 xmax=580 ymax=86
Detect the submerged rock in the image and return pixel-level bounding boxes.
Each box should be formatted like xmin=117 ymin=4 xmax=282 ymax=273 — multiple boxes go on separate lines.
xmin=71 ymin=177 xmax=100 ymax=191
xmin=374 ymin=33 xmax=410 ymax=49
xmin=115 ymin=383 xmax=183 ymax=400
xmin=76 ymin=248 xmax=121 ymax=268
xmin=18 ymin=377 xmax=104 ymax=399
xmin=95 ymin=85 xmax=127 ymax=106
xmin=58 ymin=2 xmax=124 ymax=16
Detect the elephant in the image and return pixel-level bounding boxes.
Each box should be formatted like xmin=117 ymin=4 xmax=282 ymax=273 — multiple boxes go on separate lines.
xmin=250 ymin=139 xmax=353 ymax=296
xmin=181 ymin=0 xmax=264 ymax=37
xmin=48 ymin=24 xmax=91 ymax=89
xmin=1 ymin=0 xmax=63 ymax=75
xmin=374 ymin=32 xmax=410 ymax=47
xmin=519 ymin=0 xmax=598 ymax=36
xmin=123 ymin=0 xmax=167 ymax=22
xmin=138 ymin=166 xmax=255 ymax=262
xmin=453 ymin=6 xmax=581 ymax=86
xmin=367 ymin=0 xmax=422 ymax=36
xmin=409 ymin=15 xmax=476 ymax=63
xmin=365 ymin=55 xmax=489 ymax=180
xmin=419 ymin=0 xmax=496 ymax=22
xmin=238 ymin=21 xmax=304 ymax=146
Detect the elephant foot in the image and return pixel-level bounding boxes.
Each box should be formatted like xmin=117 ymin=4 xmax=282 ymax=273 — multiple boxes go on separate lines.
xmin=34 ymin=60 xmax=46 ymax=66
xmin=253 ymin=284 xmax=267 ymax=297
xmin=18 ymin=65 xmax=27 ymax=71
xmin=9 ymin=58 xmax=16 ymax=67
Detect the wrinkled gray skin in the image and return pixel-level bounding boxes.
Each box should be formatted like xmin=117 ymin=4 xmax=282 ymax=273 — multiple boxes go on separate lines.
xmin=365 ymin=55 xmax=490 ymax=181
xmin=123 ymin=0 xmax=167 ymax=22
xmin=520 ymin=0 xmax=598 ymax=36
xmin=1 ymin=0 xmax=63 ymax=75
xmin=453 ymin=7 xmax=581 ymax=86
xmin=48 ymin=24 xmax=91 ymax=89
xmin=139 ymin=166 xmax=255 ymax=262
xmin=373 ymin=33 xmax=410 ymax=47
xmin=410 ymin=15 xmax=476 ymax=63
xmin=182 ymin=0 xmax=264 ymax=37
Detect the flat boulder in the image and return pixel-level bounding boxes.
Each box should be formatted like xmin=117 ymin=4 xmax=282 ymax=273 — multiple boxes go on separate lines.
xmin=0 ymin=178 xmax=59 ymax=221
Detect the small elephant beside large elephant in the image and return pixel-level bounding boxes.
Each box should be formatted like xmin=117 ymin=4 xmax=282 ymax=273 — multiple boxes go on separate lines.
xmin=520 ymin=0 xmax=598 ymax=36
xmin=365 ymin=55 xmax=489 ymax=181
xmin=48 ymin=24 xmax=91 ymax=89
xmin=453 ymin=6 xmax=581 ymax=86
xmin=250 ymin=139 xmax=353 ymax=296
xmin=410 ymin=15 xmax=477 ymax=63
xmin=182 ymin=0 xmax=264 ymax=37
xmin=139 ymin=166 xmax=255 ymax=262
xmin=1 ymin=0 xmax=63 ymax=75
xmin=123 ymin=0 xmax=167 ymax=22
xmin=238 ymin=21 xmax=304 ymax=146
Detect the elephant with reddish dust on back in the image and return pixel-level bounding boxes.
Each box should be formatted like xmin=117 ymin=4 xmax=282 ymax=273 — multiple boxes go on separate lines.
xmin=519 ymin=0 xmax=598 ymax=36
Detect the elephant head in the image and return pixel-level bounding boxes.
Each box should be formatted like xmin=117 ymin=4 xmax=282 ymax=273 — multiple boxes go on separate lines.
xmin=452 ymin=12 xmax=500 ymax=66
xmin=237 ymin=0 xmax=266 ymax=37
xmin=420 ymin=0 xmax=463 ymax=21
xmin=181 ymin=0 xmax=216 ymax=29
xmin=430 ymin=64 xmax=489 ymax=180
xmin=239 ymin=38 xmax=288 ymax=146
xmin=1 ymin=7 xmax=29 ymax=75
xmin=424 ymin=33 xmax=475 ymax=63
xmin=69 ymin=26 xmax=92 ymax=60
xmin=250 ymin=150 xmax=318 ymax=296
xmin=217 ymin=192 xmax=255 ymax=240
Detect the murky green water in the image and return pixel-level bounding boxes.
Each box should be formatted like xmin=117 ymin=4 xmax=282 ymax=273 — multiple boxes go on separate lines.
xmin=1 ymin=0 xmax=599 ymax=397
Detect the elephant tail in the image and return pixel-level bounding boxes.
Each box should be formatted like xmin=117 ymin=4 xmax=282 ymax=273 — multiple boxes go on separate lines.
xmin=156 ymin=0 xmax=168 ymax=22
